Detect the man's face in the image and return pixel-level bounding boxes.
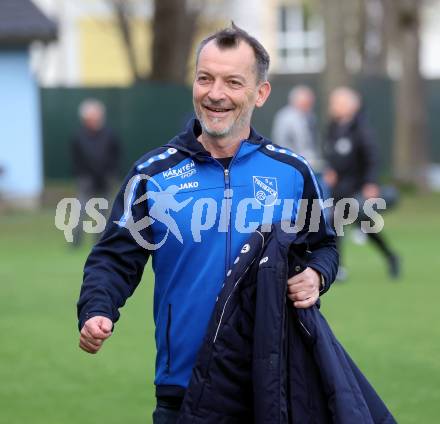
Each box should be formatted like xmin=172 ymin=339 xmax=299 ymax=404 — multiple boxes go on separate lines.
xmin=294 ymin=91 xmax=314 ymax=113
xmin=83 ymin=107 xmax=104 ymax=131
xmin=329 ymin=92 xmax=356 ymax=122
xmin=193 ymin=40 xmax=269 ymax=138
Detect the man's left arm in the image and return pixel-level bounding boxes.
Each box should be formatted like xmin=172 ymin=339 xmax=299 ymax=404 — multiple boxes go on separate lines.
xmin=287 ymin=164 xmax=339 ymax=308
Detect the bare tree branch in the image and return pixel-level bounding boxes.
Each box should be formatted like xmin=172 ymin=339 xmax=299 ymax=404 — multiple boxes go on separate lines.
xmin=108 ymin=0 xmax=142 ymax=82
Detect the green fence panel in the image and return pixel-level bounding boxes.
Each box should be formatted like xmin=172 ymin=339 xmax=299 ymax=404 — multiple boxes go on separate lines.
xmin=41 ymin=76 xmax=437 ymax=181
xmin=40 ymin=83 xmax=193 ymax=180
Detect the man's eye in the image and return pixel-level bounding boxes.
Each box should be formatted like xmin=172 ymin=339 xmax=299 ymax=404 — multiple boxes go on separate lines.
xmin=229 ymin=80 xmax=243 ymax=88
xmin=197 ymin=76 xmax=210 ymax=83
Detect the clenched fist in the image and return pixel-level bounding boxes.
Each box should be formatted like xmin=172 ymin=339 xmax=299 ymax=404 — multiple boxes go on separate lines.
xmin=287 ymin=267 xmax=321 ymax=308
xmin=79 ymin=316 xmax=113 ymax=354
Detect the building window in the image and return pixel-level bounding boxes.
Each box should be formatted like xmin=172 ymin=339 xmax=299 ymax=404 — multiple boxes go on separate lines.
xmin=276 ymin=3 xmax=324 ymax=73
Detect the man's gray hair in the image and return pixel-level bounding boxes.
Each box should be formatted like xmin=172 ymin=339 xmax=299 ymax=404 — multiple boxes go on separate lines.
xmin=331 ymin=86 xmax=361 ymax=110
xmin=78 ymin=99 xmax=106 ymax=121
xmin=288 ymin=85 xmax=314 ymax=104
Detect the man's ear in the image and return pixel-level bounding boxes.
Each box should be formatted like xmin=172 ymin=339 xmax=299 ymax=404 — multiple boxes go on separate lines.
xmin=255 ymin=81 xmax=271 ymax=108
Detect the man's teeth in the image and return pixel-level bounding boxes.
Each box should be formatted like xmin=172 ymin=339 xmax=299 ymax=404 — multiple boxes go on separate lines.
xmin=207 ymin=107 xmax=229 ymax=112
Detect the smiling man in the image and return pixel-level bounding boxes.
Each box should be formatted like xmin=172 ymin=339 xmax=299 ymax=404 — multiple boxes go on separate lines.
xmin=193 ymin=35 xmax=269 ymax=149
xmin=77 ymin=24 xmax=338 ymax=424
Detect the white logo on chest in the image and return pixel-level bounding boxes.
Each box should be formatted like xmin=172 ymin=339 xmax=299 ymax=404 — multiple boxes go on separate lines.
xmin=163 ymin=160 xmax=196 ymax=180
xmin=178 ymin=181 xmax=199 ymax=190
xmin=253 ymin=176 xmax=279 ymax=206
xmin=335 ymin=137 xmax=353 ymax=155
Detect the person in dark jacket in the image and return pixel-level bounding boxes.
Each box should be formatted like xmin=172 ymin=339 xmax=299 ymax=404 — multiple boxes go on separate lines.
xmin=76 ymin=25 xmax=338 ymax=424
xmin=323 ymin=87 xmax=399 ymax=280
xmin=71 ymin=98 xmax=121 ymax=246
xmin=178 ymin=224 xmax=396 ymax=423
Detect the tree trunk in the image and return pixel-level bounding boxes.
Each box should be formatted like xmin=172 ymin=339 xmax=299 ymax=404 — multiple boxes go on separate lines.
xmin=321 ymin=0 xmax=351 ymax=93
xmin=320 ymin=0 xmax=352 ymax=121
xmin=361 ymin=0 xmax=388 ymax=75
xmin=391 ymin=0 xmax=428 ymax=189
xmin=151 ymin=0 xmax=200 ymax=84
xmin=109 ymin=0 xmax=142 ymax=82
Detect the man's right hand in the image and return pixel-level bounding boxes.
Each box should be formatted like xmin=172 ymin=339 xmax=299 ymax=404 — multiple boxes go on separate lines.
xmin=79 ymin=316 xmax=113 ymax=354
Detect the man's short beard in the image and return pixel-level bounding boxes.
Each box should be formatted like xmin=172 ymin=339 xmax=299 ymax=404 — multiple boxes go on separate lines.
xmin=194 ymin=105 xmax=254 ymax=139
xmin=198 ymin=117 xmax=234 ymax=138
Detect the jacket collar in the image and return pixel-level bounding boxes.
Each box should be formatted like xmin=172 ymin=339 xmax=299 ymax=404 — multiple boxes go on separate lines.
xmin=167 ymin=118 xmax=266 ymax=161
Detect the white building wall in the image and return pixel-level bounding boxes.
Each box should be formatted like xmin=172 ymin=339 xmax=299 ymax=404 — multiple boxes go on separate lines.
xmin=0 ymin=51 xmax=43 ymax=205
xmin=31 ymin=0 xmax=80 ymax=86
xmin=421 ymin=1 xmax=440 ymax=78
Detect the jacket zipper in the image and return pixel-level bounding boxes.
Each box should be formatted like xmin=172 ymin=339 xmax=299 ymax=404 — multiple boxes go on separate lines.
xmin=213 ymin=156 xmax=235 ymax=278
xmin=224 ymin=167 xmax=232 ymax=275
xmin=214 ymin=138 xmax=253 ymax=277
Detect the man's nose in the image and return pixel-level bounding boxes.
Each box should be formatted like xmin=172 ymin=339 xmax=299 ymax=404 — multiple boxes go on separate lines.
xmin=207 ymin=80 xmax=226 ymax=102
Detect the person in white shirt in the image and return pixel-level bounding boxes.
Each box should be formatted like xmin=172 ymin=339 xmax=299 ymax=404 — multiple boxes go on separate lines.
xmin=272 ymin=85 xmax=325 ymax=173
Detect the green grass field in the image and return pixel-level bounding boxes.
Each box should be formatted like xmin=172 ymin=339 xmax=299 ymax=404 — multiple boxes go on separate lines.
xmin=1 ymin=193 xmax=439 ymax=424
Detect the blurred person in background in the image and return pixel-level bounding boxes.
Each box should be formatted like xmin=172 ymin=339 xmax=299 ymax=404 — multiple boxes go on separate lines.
xmin=71 ymin=99 xmax=121 ymax=247
xmin=272 ymin=85 xmax=328 ymax=197
xmin=324 ymin=87 xmax=400 ymax=281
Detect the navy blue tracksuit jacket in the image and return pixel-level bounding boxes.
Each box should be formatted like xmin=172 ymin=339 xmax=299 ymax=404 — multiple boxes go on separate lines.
xmin=178 ymin=225 xmax=396 ymax=423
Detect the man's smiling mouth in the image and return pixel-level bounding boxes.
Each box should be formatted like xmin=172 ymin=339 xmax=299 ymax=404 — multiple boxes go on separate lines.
xmin=203 ymin=105 xmax=233 ymax=113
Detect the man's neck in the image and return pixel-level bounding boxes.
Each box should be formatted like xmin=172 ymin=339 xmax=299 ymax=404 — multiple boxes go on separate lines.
xmin=198 ymin=127 xmax=251 ymax=159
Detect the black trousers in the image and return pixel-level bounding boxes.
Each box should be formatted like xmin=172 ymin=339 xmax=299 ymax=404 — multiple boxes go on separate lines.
xmin=330 ymin=200 xmax=395 ymax=264
xmin=152 ymin=396 xmax=182 ymax=424
xmin=72 ymin=176 xmax=111 ymax=246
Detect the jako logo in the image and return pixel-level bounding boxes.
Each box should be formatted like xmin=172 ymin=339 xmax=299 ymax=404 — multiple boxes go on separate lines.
xmin=179 ymin=181 xmax=199 ymax=190
xmin=163 ymin=160 xmax=196 ymax=180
